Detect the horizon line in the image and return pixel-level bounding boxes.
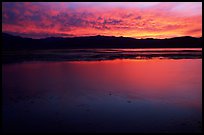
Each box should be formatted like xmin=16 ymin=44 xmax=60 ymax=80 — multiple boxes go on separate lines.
xmin=2 ymin=32 xmax=202 ymax=40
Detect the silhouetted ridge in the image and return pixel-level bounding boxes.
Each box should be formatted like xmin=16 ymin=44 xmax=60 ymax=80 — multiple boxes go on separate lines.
xmin=2 ymin=33 xmax=202 ymax=50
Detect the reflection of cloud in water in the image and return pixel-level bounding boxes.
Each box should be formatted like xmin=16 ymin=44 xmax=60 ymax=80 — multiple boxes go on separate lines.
xmin=2 ymin=56 xmax=202 ymax=133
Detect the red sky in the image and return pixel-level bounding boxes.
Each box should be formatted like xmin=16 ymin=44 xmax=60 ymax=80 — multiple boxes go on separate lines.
xmin=2 ymin=2 xmax=202 ymax=39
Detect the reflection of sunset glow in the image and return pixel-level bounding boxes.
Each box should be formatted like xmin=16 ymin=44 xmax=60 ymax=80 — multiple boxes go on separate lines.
xmin=70 ymin=59 xmax=202 ymax=110
xmin=2 ymin=2 xmax=202 ymax=39
xmin=3 ymin=59 xmax=202 ymax=111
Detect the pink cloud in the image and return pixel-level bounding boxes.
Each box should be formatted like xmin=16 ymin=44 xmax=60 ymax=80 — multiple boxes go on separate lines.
xmin=2 ymin=2 xmax=202 ymax=39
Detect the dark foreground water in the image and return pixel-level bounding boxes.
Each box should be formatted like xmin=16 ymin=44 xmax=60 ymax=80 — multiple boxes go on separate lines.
xmin=2 ymin=49 xmax=202 ymax=133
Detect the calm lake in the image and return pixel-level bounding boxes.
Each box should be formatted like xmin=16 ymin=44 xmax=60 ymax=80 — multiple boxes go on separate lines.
xmin=2 ymin=48 xmax=202 ymax=133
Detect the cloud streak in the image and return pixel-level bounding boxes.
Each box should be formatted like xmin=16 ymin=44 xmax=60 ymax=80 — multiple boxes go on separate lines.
xmin=2 ymin=2 xmax=202 ymax=39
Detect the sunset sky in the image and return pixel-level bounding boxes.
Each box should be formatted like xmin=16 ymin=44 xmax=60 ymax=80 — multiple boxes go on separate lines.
xmin=2 ymin=2 xmax=202 ymax=39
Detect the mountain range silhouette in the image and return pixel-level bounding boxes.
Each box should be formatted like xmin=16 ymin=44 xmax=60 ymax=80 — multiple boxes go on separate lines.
xmin=2 ymin=33 xmax=202 ymax=50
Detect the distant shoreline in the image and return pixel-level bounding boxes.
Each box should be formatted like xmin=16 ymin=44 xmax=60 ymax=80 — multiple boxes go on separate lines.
xmin=2 ymin=48 xmax=202 ymax=64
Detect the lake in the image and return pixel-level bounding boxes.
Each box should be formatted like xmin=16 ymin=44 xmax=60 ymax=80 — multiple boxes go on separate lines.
xmin=2 ymin=48 xmax=202 ymax=133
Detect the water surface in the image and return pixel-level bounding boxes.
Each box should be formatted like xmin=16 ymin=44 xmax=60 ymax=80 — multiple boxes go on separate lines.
xmin=2 ymin=49 xmax=202 ymax=133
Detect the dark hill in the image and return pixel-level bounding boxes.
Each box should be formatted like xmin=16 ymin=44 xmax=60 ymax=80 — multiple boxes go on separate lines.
xmin=2 ymin=33 xmax=202 ymax=50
